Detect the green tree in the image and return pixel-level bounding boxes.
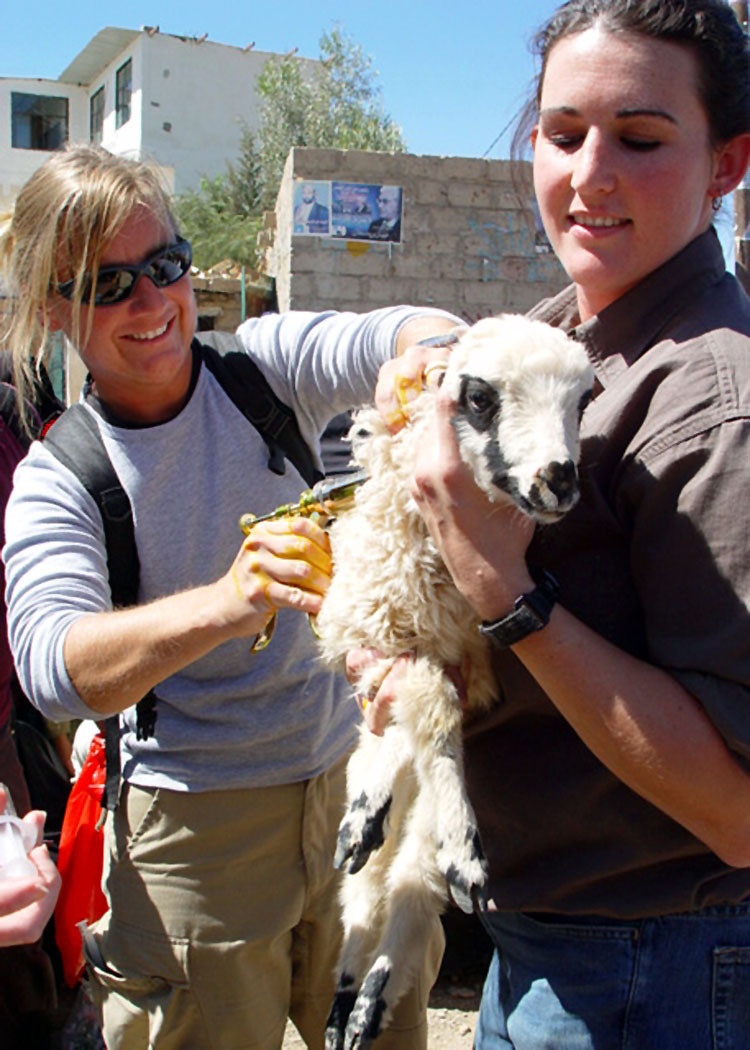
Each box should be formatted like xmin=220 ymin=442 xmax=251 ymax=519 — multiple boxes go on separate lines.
xmin=175 ymin=174 xmax=263 ymax=271
xmin=174 ymin=26 xmax=405 ymax=270
xmin=255 ymin=26 xmax=406 ymax=210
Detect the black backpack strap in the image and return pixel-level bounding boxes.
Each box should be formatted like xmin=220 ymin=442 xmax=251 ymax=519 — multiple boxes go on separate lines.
xmin=45 ymin=406 xmax=139 ymax=606
xmin=44 ymin=405 xmax=156 ymax=811
xmin=197 ymin=333 xmax=323 ymax=487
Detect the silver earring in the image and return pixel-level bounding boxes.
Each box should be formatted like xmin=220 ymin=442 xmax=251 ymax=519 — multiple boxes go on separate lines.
xmin=711 ymin=196 xmax=723 ymax=213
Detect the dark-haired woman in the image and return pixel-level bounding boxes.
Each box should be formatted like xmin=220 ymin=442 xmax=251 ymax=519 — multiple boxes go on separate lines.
xmin=370 ymin=2 xmax=750 ymax=1045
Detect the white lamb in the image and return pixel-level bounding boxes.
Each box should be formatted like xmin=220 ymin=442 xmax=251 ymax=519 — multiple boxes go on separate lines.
xmin=315 ymin=314 xmax=594 ymax=1050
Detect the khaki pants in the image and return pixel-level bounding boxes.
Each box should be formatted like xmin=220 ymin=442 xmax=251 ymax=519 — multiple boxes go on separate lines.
xmin=84 ymin=757 xmax=444 ymax=1049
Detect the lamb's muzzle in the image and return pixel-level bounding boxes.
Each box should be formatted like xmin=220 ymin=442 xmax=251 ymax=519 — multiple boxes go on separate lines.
xmin=527 ymin=457 xmax=580 ymax=521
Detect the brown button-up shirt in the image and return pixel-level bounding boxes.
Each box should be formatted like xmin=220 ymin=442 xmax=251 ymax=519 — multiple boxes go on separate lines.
xmin=465 ymin=228 xmax=750 ymax=916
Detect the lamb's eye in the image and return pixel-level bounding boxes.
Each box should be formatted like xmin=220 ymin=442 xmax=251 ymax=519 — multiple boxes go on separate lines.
xmin=469 ymin=389 xmax=493 ymax=414
xmin=458 ymin=377 xmax=499 ymax=432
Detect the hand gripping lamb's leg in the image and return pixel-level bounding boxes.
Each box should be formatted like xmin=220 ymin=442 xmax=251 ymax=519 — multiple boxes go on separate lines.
xmin=392 ymin=656 xmax=488 ymax=914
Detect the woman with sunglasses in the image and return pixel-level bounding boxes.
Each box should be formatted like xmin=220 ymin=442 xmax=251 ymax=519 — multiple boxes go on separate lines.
xmin=0 ymin=143 xmax=457 ymax=1049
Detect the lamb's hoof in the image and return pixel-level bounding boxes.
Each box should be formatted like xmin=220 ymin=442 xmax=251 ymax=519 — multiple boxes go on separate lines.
xmin=334 ymin=793 xmax=392 ymax=874
xmin=343 ymin=962 xmax=391 ymax=1050
xmin=447 ymin=879 xmax=488 ymax=915
xmin=439 ymin=827 xmax=489 ymax=914
xmin=325 ymin=1021 xmax=346 ymax=1050
xmin=326 ymin=977 xmax=358 ymax=1050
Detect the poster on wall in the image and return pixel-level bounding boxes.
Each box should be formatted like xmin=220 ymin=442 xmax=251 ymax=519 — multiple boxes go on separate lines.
xmin=292 ymin=180 xmax=331 ymax=236
xmin=331 ymin=182 xmax=403 ymax=243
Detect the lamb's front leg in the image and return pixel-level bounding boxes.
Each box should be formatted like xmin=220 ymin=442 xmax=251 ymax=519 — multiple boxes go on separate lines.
xmin=396 ymin=659 xmax=488 ymax=914
xmin=335 ymin=722 xmax=413 ymax=874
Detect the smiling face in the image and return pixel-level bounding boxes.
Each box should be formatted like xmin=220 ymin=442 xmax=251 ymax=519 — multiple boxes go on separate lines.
xmin=531 ymin=25 xmax=731 ymax=321
xmin=49 ymin=206 xmax=197 ymax=423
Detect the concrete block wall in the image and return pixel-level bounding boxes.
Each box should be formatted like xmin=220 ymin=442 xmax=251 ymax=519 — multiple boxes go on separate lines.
xmin=266 ymin=147 xmax=569 ymax=320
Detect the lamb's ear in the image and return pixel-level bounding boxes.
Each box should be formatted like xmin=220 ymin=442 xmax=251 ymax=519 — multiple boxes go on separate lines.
xmin=438 ymin=359 xmax=464 ymax=402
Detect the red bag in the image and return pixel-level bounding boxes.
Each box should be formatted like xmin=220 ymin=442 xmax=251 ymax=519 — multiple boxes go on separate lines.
xmin=54 ymin=732 xmax=109 ymax=987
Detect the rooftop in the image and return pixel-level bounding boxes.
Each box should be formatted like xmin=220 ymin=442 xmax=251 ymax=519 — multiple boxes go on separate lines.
xmin=57 ymin=27 xmax=140 ymax=86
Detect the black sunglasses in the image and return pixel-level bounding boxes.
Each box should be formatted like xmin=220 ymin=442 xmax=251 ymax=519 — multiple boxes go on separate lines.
xmin=56 ymin=239 xmax=193 ymax=306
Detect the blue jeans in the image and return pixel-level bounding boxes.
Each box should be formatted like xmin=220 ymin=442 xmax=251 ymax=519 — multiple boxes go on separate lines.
xmin=475 ymin=905 xmax=750 ymax=1050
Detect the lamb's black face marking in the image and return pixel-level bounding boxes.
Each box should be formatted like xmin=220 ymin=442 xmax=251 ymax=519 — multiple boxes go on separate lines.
xmin=483 ymin=435 xmax=524 ymax=506
xmin=456 ymin=375 xmax=500 ymax=433
xmin=452 ymin=375 xmax=518 ymax=503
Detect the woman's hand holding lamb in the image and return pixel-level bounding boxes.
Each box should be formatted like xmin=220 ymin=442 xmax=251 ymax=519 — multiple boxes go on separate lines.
xmin=346 ymin=648 xmax=468 ymax=738
xmin=346 ymin=650 xmax=415 ymax=736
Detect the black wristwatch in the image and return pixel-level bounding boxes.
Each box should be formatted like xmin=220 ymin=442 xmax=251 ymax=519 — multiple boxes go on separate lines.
xmin=478 ymin=569 xmax=560 ymax=649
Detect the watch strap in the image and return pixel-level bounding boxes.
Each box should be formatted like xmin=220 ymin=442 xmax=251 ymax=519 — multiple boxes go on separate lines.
xmin=478 ymin=569 xmax=559 ymax=649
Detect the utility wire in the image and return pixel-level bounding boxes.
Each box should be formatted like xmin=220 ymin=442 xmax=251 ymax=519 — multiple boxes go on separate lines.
xmin=481 ymin=114 xmax=516 ymax=159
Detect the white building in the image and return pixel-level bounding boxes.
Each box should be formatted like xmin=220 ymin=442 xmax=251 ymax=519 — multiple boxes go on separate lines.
xmin=0 ymin=25 xmax=309 ymax=211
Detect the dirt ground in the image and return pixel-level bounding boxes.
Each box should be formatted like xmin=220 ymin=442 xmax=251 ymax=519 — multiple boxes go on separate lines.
xmin=418 ymin=969 xmax=484 ymax=1049
xmin=282 ymin=976 xmax=482 ymax=1049
xmin=282 ymin=911 xmax=491 ymax=1049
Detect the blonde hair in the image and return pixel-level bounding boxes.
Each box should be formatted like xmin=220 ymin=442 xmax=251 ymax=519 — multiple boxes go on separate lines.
xmin=0 ymin=144 xmax=177 ymax=425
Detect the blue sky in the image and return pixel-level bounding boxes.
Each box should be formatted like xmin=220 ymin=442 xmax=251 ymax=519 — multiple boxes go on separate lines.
xmin=1 ymin=0 xmax=560 ymax=160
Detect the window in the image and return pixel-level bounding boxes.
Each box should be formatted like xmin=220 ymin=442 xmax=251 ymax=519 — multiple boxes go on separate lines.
xmin=90 ymin=87 xmax=105 ymax=144
xmin=115 ymin=59 xmax=132 ymax=128
xmin=11 ymin=93 xmax=68 ymax=151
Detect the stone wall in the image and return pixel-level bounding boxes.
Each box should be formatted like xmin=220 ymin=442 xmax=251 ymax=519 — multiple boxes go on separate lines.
xmin=265 ymin=147 xmax=569 ymax=320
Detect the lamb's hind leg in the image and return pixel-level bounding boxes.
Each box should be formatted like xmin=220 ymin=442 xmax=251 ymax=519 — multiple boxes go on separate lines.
xmin=341 ymin=787 xmax=445 ymax=1050
xmin=334 ymin=722 xmax=412 ymax=875
xmin=326 ymin=849 xmax=390 ymax=1050
xmin=326 ymin=762 xmax=416 ymax=1050
xmin=397 ymin=659 xmax=488 ymax=914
